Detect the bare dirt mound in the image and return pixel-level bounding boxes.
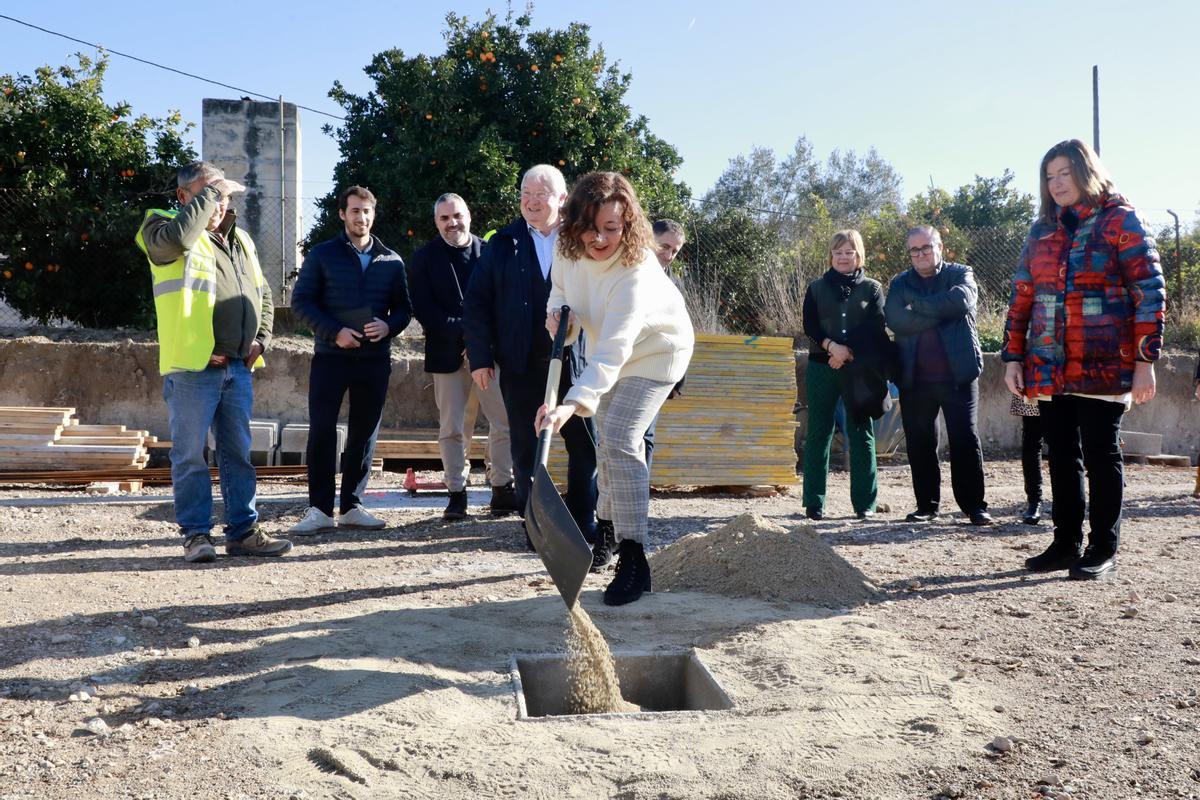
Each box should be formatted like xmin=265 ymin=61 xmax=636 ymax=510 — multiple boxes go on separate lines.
xmin=649 ymin=512 xmax=878 ymax=606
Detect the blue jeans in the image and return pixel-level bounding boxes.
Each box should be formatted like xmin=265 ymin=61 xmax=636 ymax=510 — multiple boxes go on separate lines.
xmin=163 ymin=361 xmax=258 ymax=541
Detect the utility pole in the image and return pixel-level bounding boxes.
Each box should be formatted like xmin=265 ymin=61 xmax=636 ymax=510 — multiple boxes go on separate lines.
xmin=1167 ymin=210 xmax=1182 ymax=313
xmin=1092 ymin=66 xmax=1100 ymax=154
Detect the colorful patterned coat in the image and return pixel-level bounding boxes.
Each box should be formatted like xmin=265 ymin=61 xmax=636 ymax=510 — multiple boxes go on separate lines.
xmin=1001 ymin=193 xmax=1165 ymax=398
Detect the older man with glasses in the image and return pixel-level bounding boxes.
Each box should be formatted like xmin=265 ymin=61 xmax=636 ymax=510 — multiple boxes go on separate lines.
xmin=884 ymin=225 xmax=992 ymax=526
xmin=462 ymin=165 xmax=598 ymax=550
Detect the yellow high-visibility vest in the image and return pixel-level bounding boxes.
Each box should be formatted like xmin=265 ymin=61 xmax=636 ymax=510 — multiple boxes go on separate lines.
xmin=135 ymin=208 xmax=266 ymax=375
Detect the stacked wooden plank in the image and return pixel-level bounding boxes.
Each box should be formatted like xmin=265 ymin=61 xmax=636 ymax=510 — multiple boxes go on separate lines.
xmin=548 ymin=334 xmax=799 ymax=487
xmin=0 ymin=406 xmax=151 ymax=470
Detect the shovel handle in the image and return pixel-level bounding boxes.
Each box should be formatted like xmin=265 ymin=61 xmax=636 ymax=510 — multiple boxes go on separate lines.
xmin=535 ymin=305 xmax=571 ymax=468
xmin=542 ymin=305 xmax=571 ymax=410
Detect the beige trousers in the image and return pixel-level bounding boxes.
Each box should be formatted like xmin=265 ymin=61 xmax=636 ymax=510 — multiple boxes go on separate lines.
xmin=433 ymin=362 xmax=512 ymax=491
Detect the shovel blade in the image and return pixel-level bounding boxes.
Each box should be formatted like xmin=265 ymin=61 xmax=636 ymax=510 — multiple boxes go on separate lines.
xmin=525 ymin=465 xmax=592 ymax=610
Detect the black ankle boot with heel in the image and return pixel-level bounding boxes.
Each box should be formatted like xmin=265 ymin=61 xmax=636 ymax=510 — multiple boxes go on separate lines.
xmin=603 ymin=539 xmax=651 ymax=606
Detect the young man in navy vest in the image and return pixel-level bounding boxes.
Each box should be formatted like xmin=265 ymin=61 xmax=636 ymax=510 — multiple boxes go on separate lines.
xmin=290 ymin=186 xmax=412 ymax=534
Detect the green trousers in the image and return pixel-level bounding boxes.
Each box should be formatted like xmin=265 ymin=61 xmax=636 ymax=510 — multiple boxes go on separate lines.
xmin=802 ymin=360 xmax=878 ymax=514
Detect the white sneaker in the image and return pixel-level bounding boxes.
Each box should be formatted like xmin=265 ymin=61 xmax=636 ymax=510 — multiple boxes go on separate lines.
xmin=339 ymin=505 xmax=386 ymax=530
xmin=289 ymin=507 xmax=336 ymax=535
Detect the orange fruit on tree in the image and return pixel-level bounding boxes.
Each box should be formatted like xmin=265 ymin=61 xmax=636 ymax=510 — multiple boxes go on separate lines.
xmin=24 ymin=262 xmax=33 ymax=270
xmin=2 ymin=271 xmax=11 ymax=279
xmin=481 ymin=31 xmax=489 ymax=39
xmin=530 ymin=64 xmax=539 ymax=72
xmin=572 ymin=97 xmax=581 ymax=105
xmin=555 ymin=54 xmax=563 ymax=62
xmin=466 ymin=49 xmax=474 ymax=57
xmin=425 ymin=113 xmax=433 ymax=120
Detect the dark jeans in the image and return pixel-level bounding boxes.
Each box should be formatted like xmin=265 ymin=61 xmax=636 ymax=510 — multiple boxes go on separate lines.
xmin=1021 ymin=415 xmax=1044 ymax=504
xmin=899 ymin=380 xmax=987 ymax=515
xmin=306 ymin=353 xmax=390 ymax=516
xmin=1039 ymin=395 xmax=1125 ymax=554
xmin=499 ymin=361 xmax=598 ymax=540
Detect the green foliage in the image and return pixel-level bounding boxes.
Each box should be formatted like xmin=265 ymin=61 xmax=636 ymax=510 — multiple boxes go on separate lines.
xmin=309 ymin=11 xmax=688 ymax=253
xmin=685 ymin=204 xmax=783 ymax=330
xmin=0 ymin=54 xmax=194 ymax=327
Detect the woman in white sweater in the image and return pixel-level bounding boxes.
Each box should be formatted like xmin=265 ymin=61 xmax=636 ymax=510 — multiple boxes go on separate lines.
xmin=536 ymin=172 xmax=694 ymax=606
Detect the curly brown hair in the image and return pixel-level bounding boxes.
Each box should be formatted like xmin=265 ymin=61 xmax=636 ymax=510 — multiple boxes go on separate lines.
xmin=557 ymin=172 xmax=655 ymax=267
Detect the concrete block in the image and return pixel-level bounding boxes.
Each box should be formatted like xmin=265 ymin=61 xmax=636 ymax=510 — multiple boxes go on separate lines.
xmin=278 ymin=422 xmax=347 ymax=470
xmin=1120 ymin=431 xmax=1162 ymax=456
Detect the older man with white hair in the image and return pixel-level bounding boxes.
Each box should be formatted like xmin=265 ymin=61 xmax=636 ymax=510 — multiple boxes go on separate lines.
xmin=462 ymin=165 xmax=598 ymax=549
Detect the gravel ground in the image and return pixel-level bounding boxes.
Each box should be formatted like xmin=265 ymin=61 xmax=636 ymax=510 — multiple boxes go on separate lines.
xmin=0 ymin=460 xmax=1197 ymax=799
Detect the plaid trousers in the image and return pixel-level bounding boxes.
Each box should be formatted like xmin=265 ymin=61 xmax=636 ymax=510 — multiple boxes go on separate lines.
xmin=594 ymin=376 xmax=675 ymax=544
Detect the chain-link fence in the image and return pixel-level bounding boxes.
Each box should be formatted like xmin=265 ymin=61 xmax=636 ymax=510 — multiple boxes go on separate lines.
xmin=0 ymin=186 xmax=1190 ymax=344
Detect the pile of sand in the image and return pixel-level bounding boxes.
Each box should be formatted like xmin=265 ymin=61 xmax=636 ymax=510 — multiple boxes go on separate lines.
xmin=565 ymin=606 xmax=638 ymax=714
xmin=649 ymin=512 xmax=877 ymax=607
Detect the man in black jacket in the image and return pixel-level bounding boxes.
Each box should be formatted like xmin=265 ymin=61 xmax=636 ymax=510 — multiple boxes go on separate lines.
xmin=462 ymin=164 xmax=598 ymax=547
xmin=408 ymin=193 xmax=516 ymax=521
xmin=289 ymin=186 xmax=412 ymax=534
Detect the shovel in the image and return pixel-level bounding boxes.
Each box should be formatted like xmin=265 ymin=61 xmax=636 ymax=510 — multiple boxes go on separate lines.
xmin=525 ymin=304 xmax=593 ymax=610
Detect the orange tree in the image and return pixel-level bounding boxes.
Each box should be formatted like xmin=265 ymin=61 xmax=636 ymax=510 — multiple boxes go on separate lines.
xmin=308 ymin=11 xmax=688 ymax=252
xmin=0 ymin=54 xmax=194 ymax=327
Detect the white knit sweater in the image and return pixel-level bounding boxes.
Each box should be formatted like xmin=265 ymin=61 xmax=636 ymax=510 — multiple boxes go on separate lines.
xmin=548 ymin=245 xmax=694 ymax=416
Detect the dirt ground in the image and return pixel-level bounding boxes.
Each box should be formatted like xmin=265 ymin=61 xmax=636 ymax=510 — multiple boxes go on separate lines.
xmin=1 ymin=459 xmax=1198 ymax=800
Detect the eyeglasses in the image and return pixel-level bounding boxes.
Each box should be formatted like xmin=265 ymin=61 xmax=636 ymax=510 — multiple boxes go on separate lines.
xmin=520 ymin=190 xmax=553 ymax=202
xmin=907 ymin=245 xmax=936 ymax=257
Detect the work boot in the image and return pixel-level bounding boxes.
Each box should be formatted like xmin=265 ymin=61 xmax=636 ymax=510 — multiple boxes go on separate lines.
xmin=289 ymin=507 xmax=336 ymax=536
xmin=339 ymin=505 xmax=386 ymax=530
xmin=590 ymin=519 xmax=616 ymax=572
xmin=489 ymin=481 xmax=521 ymax=516
xmin=1021 ymin=500 xmax=1042 ymax=525
xmin=1024 ymin=539 xmax=1083 ymax=572
xmin=603 ymin=539 xmax=651 ymax=606
xmin=443 ymin=490 xmax=469 ymax=521
xmin=226 ymin=527 xmax=293 ymax=557
xmin=1068 ymin=545 xmax=1117 ymax=581
xmin=182 ymin=534 xmax=216 ymax=564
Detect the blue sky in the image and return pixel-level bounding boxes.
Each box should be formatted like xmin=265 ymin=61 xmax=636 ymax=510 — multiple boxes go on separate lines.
xmin=2 ymin=1 xmax=1196 ymax=230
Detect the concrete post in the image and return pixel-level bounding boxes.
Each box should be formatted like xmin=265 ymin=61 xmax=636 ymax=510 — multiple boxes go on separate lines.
xmin=201 ymin=98 xmax=302 ymax=306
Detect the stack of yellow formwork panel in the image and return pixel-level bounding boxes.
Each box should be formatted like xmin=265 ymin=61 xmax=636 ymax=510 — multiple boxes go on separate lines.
xmin=548 ymin=334 xmax=798 ymax=487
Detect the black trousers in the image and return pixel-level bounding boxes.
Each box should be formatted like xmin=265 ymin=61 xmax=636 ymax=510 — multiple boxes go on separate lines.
xmin=306 ymin=353 xmax=390 ymax=516
xmin=1039 ymin=395 xmax=1125 ymax=554
xmin=499 ymin=361 xmax=598 ymax=540
xmin=899 ymin=380 xmax=987 ymax=515
xmin=1021 ymin=415 xmax=1044 ymax=504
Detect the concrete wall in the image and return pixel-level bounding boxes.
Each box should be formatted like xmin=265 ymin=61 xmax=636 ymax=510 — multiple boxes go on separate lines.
xmin=202 ymin=98 xmax=302 ymax=307
xmin=0 ymin=338 xmax=436 ymax=438
xmin=1 ymin=340 xmax=1196 ymax=461
xmin=793 ymin=352 xmax=1199 ymax=460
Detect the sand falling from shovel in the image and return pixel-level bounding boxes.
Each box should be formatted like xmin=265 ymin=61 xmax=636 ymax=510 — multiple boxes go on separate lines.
xmin=564 ymin=605 xmax=638 ymax=714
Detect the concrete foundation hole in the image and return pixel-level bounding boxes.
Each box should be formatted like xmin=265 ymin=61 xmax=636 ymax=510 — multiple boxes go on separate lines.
xmin=512 ymin=650 xmax=733 ymax=719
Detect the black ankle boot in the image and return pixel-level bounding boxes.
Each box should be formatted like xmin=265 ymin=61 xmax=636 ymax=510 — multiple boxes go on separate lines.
xmin=603 ymin=539 xmax=651 ymax=606
xmin=1021 ymin=500 xmax=1042 ymax=525
xmin=1024 ymin=539 xmax=1082 ymax=572
xmin=590 ymin=519 xmax=616 ymax=572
